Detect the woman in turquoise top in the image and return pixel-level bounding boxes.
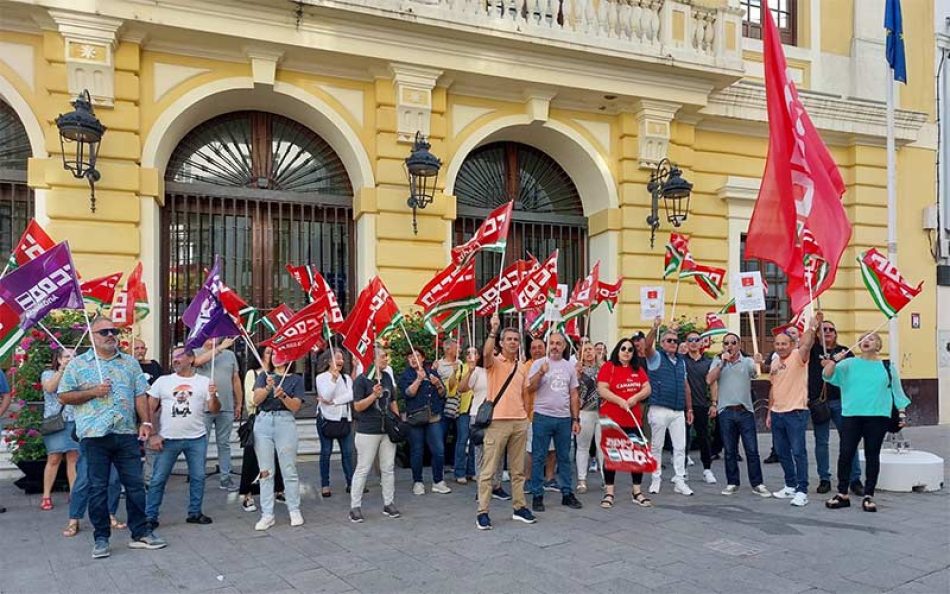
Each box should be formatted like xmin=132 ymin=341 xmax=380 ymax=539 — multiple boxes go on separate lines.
xmin=821 ymin=332 xmax=910 ymax=512
xmin=40 ymin=348 xmax=78 ymax=513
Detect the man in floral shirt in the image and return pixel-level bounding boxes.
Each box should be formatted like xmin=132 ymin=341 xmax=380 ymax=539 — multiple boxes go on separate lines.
xmin=59 ymin=316 xmax=166 ymax=558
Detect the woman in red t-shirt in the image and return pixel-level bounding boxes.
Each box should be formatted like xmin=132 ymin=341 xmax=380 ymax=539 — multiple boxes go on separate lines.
xmin=597 ymin=337 xmax=652 ymax=509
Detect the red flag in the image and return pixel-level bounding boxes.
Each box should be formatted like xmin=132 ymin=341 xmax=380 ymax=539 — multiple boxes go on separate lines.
xmin=745 ymin=0 xmax=850 ymax=313
xmin=415 ymin=259 xmax=477 ymax=312
xmin=286 ymin=264 xmax=344 ymax=328
xmin=599 ymin=417 xmax=658 ymax=474
xmin=81 ymin=272 xmax=123 ymax=309
xmin=111 ymin=262 xmax=148 ymax=328
xmin=341 ymin=276 xmax=402 ymax=364
xmin=594 ymin=277 xmax=623 ymax=312
xmin=451 ymin=202 xmax=514 ymax=265
xmin=514 ymin=250 xmax=558 ymax=312
xmin=663 ymin=233 xmax=690 ymax=279
xmin=0 ymin=300 xmax=25 ymax=360
xmin=218 ymin=284 xmax=261 ymax=331
xmin=858 ymin=248 xmax=923 ymax=318
xmin=679 ymin=256 xmax=725 ymax=300
xmin=771 ymin=309 xmax=807 ymax=337
xmin=569 ymin=261 xmax=600 ymax=309
xmin=6 ymin=219 xmax=55 ymax=271
xmin=261 ymin=304 xmax=296 ymax=333
xmin=475 ymin=259 xmax=533 ymax=316
xmin=261 ymin=300 xmax=332 ymax=366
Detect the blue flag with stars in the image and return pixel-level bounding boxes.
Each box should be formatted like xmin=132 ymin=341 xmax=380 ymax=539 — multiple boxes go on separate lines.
xmin=885 ymin=0 xmax=907 ymax=83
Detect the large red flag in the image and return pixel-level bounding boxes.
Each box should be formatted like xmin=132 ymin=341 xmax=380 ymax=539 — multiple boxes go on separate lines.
xmin=450 ymin=202 xmax=513 ymax=265
xmin=416 ymin=259 xmax=477 ymax=334
xmin=745 ymin=0 xmax=850 ymax=314
xmin=514 ymin=250 xmax=558 ymax=312
xmin=111 ymin=262 xmax=149 ymax=328
xmin=341 ymin=276 xmax=402 ymax=365
xmin=81 ymin=272 xmax=123 ymax=309
xmin=570 ymin=261 xmax=600 ymax=309
xmin=5 ymin=219 xmax=55 ymax=272
xmin=475 ymin=259 xmax=533 ymax=316
xmin=261 ymin=304 xmax=296 ymax=333
xmin=286 ymin=264 xmax=344 ymax=328
xmin=594 ymin=277 xmax=623 ymax=313
xmin=261 ymin=300 xmax=333 ymax=366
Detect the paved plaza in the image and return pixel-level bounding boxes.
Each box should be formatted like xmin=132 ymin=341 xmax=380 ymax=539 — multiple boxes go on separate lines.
xmin=1 ymin=426 xmax=948 ymax=594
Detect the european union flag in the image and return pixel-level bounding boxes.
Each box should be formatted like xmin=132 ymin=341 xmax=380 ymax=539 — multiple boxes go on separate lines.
xmin=885 ymin=0 xmax=907 ymax=83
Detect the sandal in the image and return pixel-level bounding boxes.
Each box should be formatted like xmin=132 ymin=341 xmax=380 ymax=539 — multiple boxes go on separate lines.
xmin=632 ymin=491 xmax=654 ymax=507
xmin=577 ymin=481 xmax=588 ymax=494
xmin=600 ymin=493 xmax=615 ymax=509
xmin=110 ymin=516 xmax=127 ymax=529
xmin=825 ymin=494 xmax=851 ymax=509
xmin=40 ymin=497 xmax=53 ymax=511
xmin=862 ymin=497 xmax=877 ymax=513
xmin=62 ymin=520 xmax=80 ymax=538
xmin=321 ymin=489 xmax=332 ymax=498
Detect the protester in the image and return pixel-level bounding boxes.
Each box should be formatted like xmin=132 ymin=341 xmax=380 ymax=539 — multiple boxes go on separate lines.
xmin=58 ymin=316 xmax=166 ymax=558
xmin=349 ymin=348 xmax=401 ymax=523
xmin=194 ymin=337 xmax=242 ymax=492
xmin=476 ymin=314 xmax=536 ymax=529
xmin=763 ymin=327 xmax=800 ymax=464
xmin=683 ymin=332 xmax=716 ymax=484
xmin=822 ymin=332 xmax=910 ymax=512
xmin=574 ymin=343 xmax=601 ymax=494
xmin=251 ymin=360 xmax=305 ymax=530
xmin=809 ymin=319 xmax=861 ymax=495
xmin=643 ymin=318 xmax=694 ymax=496
xmin=524 ymin=336 xmax=557 ymax=493
xmin=145 ymin=346 xmax=219 ymax=527
xmin=766 ymin=317 xmax=817 ymax=507
xmin=315 ymin=348 xmax=355 ymax=497
xmin=594 ymin=342 xmax=607 ymax=366
xmin=39 ymin=348 xmax=79 ymax=511
xmin=597 ymin=337 xmax=653 ymax=508
xmin=706 ymin=333 xmax=771 ymax=497
xmin=526 ymin=332 xmax=582 ymax=512
xmin=398 ymin=347 xmax=451 ymax=495
xmin=133 ymin=339 xmax=164 ymax=385
xmin=458 ymin=347 xmax=508 ymax=500
xmin=435 ymin=338 xmax=475 ymax=483
xmin=238 ymin=346 xmax=283 ymax=512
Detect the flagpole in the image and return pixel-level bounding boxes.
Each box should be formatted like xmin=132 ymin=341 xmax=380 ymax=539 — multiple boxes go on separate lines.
xmin=845 ymin=318 xmax=892 ymax=353
xmin=398 ymin=319 xmax=418 ymax=360
xmin=237 ymin=324 xmax=266 ymax=370
xmin=493 ymin=248 xmax=507 ymax=316
xmin=37 ymin=321 xmax=66 ymax=350
xmin=277 ymin=360 xmax=292 ymax=390
xmin=518 ymin=311 xmax=524 ymax=361
xmin=886 ymin=62 xmax=900 ymax=367
xmin=82 ymin=308 xmax=104 ymax=383
xmin=806 ymin=280 xmax=827 ymax=358
xmin=748 ymin=310 xmax=762 ymax=376
xmin=670 ymin=275 xmax=682 ymax=322
xmin=211 ymin=337 xmax=216 ymax=380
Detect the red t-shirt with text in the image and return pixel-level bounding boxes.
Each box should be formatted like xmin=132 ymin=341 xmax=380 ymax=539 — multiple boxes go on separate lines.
xmin=597 ymin=362 xmax=648 ymax=429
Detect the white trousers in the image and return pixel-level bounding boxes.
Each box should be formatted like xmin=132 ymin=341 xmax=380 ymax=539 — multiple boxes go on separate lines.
xmin=351 ymin=432 xmax=396 ymax=510
xmin=648 ymin=405 xmax=687 ymax=482
xmin=575 ymin=410 xmax=603 ymax=481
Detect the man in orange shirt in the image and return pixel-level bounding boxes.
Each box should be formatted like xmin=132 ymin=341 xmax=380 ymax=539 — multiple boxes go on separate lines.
xmin=475 ymin=313 xmax=537 ymax=530
xmin=766 ymin=315 xmax=818 ymax=507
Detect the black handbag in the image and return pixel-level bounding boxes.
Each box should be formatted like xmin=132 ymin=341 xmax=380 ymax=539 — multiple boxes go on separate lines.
xmin=40 ymin=404 xmax=66 ymax=436
xmin=384 ymin=409 xmax=409 ymax=444
xmin=318 ymin=413 xmax=352 ymax=439
xmin=406 ymin=406 xmax=432 ymax=427
xmin=808 ymin=384 xmax=832 ymax=425
xmin=470 ymin=363 xmax=519 ymax=446
xmin=882 ymin=360 xmax=903 ymax=433
xmin=238 ymin=414 xmax=256 ymax=448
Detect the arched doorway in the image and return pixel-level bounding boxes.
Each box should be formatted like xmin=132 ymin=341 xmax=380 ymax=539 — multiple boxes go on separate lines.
xmin=0 ymin=99 xmax=34 ymax=258
xmin=453 ymin=141 xmax=588 ymax=337
xmin=161 ymin=110 xmax=354 ymax=363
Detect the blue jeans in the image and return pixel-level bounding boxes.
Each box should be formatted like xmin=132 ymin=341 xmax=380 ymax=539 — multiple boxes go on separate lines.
xmin=80 ymin=433 xmax=150 ymax=541
xmin=69 ymin=453 xmax=121 ymax=521
xmin=317 ymin=423 xmax=354 ymax=489
xmin=771 ymin=409 xmax=810 ymax=493
xmin=454 ymin=414 xmax=476 ymax=479
xmin=145 ymin=436 xmax=209 ymax=520
xmin=253 ymin=411 xmax=300 ymax=516
xmin=530 ymin=413 xmax=573 ymax=497
xmin=814 ymin=399 xmax=861 ymax=483
xmin=718 ymin=407 xmax=764 ymax=487
xmin=204 ymin=412 xmax=233 ymax=482
xmin=407 ymin=420 xmax=444 ymax=483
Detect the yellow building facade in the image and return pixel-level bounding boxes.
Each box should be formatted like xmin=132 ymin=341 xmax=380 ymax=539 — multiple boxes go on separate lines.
xmin=0 ymin=0 xmax=942 ymax=420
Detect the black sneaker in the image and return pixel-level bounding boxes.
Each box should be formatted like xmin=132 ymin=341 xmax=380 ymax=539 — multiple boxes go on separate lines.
xmin=348 ymin=508 xmax=364 ymax=523
xmin=382 ymin=504 xmax=401 ymax=519
xmin=850 ymin=480 xmax=865 ymax=497
xmin=512 ymin=507 xmax=536 ymax=524
xmin=763 ymin=452 xmax=779 ymax=464
xmin=475 ymin=512 xmax=492 ymax=530
xmin=532 ymin=496 xmax=545 ymax=512
xmin=186 ymin=513 xmax=213 ymax=525
xmin=817 ymin=480 xmax=832 ymax=494
xmin=491 ymin=487 xmax=511 ymax=501
xmin=561 ymin=493 xmax=583 ymax=509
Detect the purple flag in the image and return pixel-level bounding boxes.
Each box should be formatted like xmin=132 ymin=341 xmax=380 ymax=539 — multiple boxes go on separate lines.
xmin=0 ymin=242 xmax=83 ymax=330
xmin=181 ymin=257 xmax=240 ymax=349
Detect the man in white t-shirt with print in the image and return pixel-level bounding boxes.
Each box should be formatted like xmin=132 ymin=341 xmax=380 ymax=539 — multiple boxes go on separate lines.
xmin=145 ymin=346 xmax=220 ymax=528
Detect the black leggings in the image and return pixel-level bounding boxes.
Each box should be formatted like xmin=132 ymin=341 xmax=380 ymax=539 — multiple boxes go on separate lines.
xmin=603 ymin=470 xmax=642 ymax=487
xmin=239 ymin=443 xmax=284 ymax=496
xmin=689 ymin=406 xmax=713 ymax=470
xmin=837 ymin=416 xmax=889 ymax=497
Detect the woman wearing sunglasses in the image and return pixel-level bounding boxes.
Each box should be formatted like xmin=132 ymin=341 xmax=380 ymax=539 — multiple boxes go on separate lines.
xmin=596 ymin=338 xmax=652 ymax=508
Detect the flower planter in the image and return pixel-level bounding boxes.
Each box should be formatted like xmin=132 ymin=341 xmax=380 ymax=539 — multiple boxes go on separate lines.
xmin=13 ymin=459 xmax=69 ymax=495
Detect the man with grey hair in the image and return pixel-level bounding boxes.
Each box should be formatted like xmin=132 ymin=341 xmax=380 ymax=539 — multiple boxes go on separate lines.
xmin=59 ymin=316 xmax=166 ymax=558
xmin=194 ymin=336 xmax=243 ymax=491
xmin=526 ymin=332 xmax=582 ymax=512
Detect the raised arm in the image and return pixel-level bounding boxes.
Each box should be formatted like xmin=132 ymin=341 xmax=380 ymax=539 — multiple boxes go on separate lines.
xmin=644 ymin=316 xmax=661 ymax=359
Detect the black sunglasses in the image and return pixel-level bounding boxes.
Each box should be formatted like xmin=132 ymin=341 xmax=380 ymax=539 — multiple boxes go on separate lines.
xmin=723 ymin=340 xmax=738 ymax=346
xmin=619 ymin=345 xmax=635 ymax=353
xmin=663 ymin=338 xmax=679 ymax=344
xmin=95 ymin=328 xmax=120 ymax=337
xmin=686 ymin=337 xmax=701 ymax=343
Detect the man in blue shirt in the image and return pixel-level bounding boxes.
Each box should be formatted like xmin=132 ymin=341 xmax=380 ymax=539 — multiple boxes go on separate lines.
xmin=59 ymin=316 xmax=167 ymax=559
xmin=643 ymin=317 xmax=694 ymax=496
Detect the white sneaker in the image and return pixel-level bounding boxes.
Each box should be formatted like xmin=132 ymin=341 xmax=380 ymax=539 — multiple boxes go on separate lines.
xmin=703 ymin=470 xmax=717 ymax=484
xmin=455 ymin=477 xmax=468 ymax=485
xmin=431 ymin=481 xmax=452 ymax=494
xmin=721 ymin=484 xmax=739 ymax=496
xmin=254 ymin=515 xmax=275 ymax=531
xmin=412 ymin=482 xmax=425 ymax=496
xmin=752 ymin=484 xmax=772 ymax=498
xmin=289 ymin=510 xmax=304 ymax=527
xmin=790 ymin=492 xmax=809 ymax=507
xmin=502 ymin=470 xmax=511 ymax=482
xmin=673 ymin=479 xmax=694 ymax=496
xmin=242 ymin=497 xmax=257 ymax=513
xmin=648 ymin=478 xmax=661 ymax=494
xmin=772 ymin=486 xmax=797 ymax=499
xmin=687 ymin=456 xmax=695 ymax=467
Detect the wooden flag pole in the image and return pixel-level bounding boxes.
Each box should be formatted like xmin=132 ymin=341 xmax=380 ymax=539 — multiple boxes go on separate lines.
xmin=670 ymin=275 xmax=682 ymax=321
xmin=493 ymin=247 xmax=508 ymax=315
xmin=845 ymin=318 xmax=892 ymax=354
xmin=37 ymin=321 xmax=66 ymax=350
xmin=211 ymin=337 xmax=216 ymax=380
xmin=277 ymin=360 xmax=292 ymax=389
xmin=748 ymin=310 xmax=762 ymax=376
xmin=807 ymin=280 xmax=827 ymax=358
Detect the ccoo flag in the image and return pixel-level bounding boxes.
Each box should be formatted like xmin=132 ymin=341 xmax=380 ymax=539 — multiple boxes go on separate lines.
xmin=885 ymin=0 xmax=907 ymax=84
xmin=0 ymin=242 xmax=83 ymax=330
xmin=858 ymin=248 xmax=922 ymax=318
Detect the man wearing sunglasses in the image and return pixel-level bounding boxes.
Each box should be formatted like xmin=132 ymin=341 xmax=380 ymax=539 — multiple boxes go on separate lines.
xmin=643 ymin=317 xmax=693 ymax=496
xmin=809 ymin=319 xmax=860 ymax=496
xmin=683 ymin=331 xmax=716 ymax=485
xmin=59 ymin=316 xmax=166 ymax=558
xmin=707 ymin=333 xmax=771 ymax=497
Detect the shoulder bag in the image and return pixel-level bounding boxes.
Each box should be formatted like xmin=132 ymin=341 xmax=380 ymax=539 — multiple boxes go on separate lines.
xmin=317 ymin=376 xmax=353 ymax=439
xmin=40 ymin=402 xmax=66 ymax=436
xmin=237 ymin=413 xmax=256 ymax=448
xmin=469 ymin=362 xmax=519 ymax=446
xmin=808 ymin=383 xmax=832 ymax=425
xmin=882 ymin=360 xmax=903 ymax=433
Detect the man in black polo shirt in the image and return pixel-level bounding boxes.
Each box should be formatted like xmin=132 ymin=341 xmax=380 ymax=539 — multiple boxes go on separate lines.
xmin=134 ymin=339 xmax=165 ymax=385
xmin=809 ymin=319 xmax=859 ymax=495
xmin=684 ymin=331 xmax=716 ymax=484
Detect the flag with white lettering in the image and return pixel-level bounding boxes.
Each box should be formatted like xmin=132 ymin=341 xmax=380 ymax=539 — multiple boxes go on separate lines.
xmin=261 ymin=304 xmax=296 ymax=334
xmin=700 ymin=313 xmax=728 ymax=339
xmin=341 ymin=276 xmax=402 ymax=367
xmin=475 ymin=259 xmax=534 ymax=316
xmin=181 ymin=257 xmax=241 ymax=349
xmin=81 ymin=272 xmax=123 ymax=310
xmin=858 ymin=248 xmax=923 ymax=319
xmin=514 ymin=250 xmax=558 ymax=312
xmin=5 ymin=219 xmax=56 ymax=273
xmin=112 ymin=262 xmax=150 ymax=327
xmin=451 ymin=202 xmax=514 ymax=265
xmin=594 ymin=277 xmax=623 ymax=313
xmin=286 ymin=264 xmax=344 ymax=328
xmin=663 ymin=233 xmax=690 ymax=279
xmin=416 ymin=259 xmax=477 ymax=334
xmin=261 ymin=300 xmax=334 ymax=366
xmin=0 ymin=242 xmax=83 ymax=330
xmin=599 ymin=416 xmax=658 ymax=474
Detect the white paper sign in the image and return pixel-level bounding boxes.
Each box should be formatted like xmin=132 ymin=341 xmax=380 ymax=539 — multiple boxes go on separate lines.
xmin=544 ymin=284 xmax=569 ymax=322
xmin=640 ymin=286 xmax=665 ymax=321
xmin=733 ymin=271 xmax=766 ymax=313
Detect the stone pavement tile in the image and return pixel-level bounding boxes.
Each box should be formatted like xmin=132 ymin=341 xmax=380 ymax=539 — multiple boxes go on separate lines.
xmin=216 ymin=567 xmax=295 ymax=593
xmin=282 ymin=567 xmax=357 ymax=593
xmin=340 ymin=569 xmax=414 ymax=593
xmin=308 ymin=551 xmax=381 ymax=578
xmin=51 ymin=562 xmax=122 ymax=594
xmin=591 ymin=577 xmax=699 ymax=594
xmin=906 ymin=567 xmax=950 ymax=592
